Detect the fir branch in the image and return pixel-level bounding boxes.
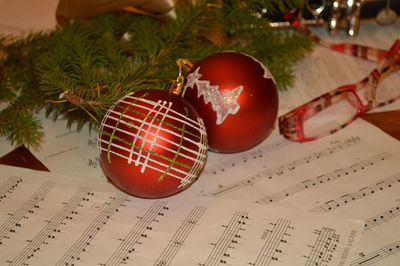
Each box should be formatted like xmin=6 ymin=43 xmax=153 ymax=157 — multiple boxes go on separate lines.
xmin=0 ymin=110 xmax=44 ymax=150
xmin=37 ymin=0 xmax=312 ymax=127
xmin=0 ymin=0 xmax=312 ymax=149
xmin=0 ymin=31 xmax=50 ymax=149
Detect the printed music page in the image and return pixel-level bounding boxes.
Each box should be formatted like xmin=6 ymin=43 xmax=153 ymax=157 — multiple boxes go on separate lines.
xmin=183 ymin=119 xmax=400 ymax=265
xmin=0 ymin=165 xmax=362 ymax=266
xmin=1 ymin=101 xmax=400 ymax=265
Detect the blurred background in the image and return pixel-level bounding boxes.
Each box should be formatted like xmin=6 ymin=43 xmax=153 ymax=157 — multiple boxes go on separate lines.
xmin=0 ymin=0 xmax=398 ymax=36
xmin=0 ymin=0 xmax=58 ymax=35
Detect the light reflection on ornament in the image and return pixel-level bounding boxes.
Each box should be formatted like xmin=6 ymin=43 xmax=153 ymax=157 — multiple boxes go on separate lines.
xmin=98 ymin=90 xmax=208 ymax=198
xmin=184 ymin=51 xmax=279 ymax=153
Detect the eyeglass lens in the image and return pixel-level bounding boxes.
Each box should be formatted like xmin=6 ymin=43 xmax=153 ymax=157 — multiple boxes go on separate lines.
xmin=303 ymin=91 xmax=359 ymax=138
xmin=302 ymin=68 xmax=400 ymax=139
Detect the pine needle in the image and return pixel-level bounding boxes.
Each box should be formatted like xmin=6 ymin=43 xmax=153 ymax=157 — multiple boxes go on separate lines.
xmin=0 ymin=0 xmax=312 ymax=149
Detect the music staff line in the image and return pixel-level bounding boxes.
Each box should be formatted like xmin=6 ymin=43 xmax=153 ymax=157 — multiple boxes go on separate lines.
xmin=202 ymin=137 xmax=362 ymax=197
xmin=251 ymin=218 xmax=292 ymax=266
xmin=0 ymin=181 xmax=54 ymax=246
xmin=305 ymin=228 xmax=339 ymax=266
xmin=8 ymin=187 xmax=94 ymax=266
xmin=56 ymin=193 xmax=129 ymax=266
xmin=310 ymin=172 xmax=400 ymax=214
xmin=104 ymin=201 xmax=169 ymax=266
xmin=350 ymin=240 xmax=400 ymax=266
xmin=202 ymin=211 xmax=249 ymax=266
xmin=256 ymin=152 xmax=391 ymax=204
xmin=204 ymin=139 xmax=290 ymax=176
xmin=0 ymin=176 xmax=23 ymax=203
xmin=155 ymin=206 xmax=207 ymax=266
xmin=364 ymin=202 xmax=400 ymax=231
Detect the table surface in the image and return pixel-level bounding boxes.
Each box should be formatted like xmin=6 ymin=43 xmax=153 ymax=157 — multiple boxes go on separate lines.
xmin=362 ymin=110 xmax=400 ymax=141
xmin=0 ymin=110 xmax=399 ymax=171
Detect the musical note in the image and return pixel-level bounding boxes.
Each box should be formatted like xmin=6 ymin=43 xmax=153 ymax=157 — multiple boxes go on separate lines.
xmin=251 ymin=218 xmax=293 ymax=265
xmin=87 ymin=137 xmax=97 ymax=148
xmin=305 ymin=228 xmax=339 ymax=266
xmin=310 ymin=172 xmax=400 ymax=214
xmin=256 ymin=153 xmax=391 ymax=204
xmin=0 ymin=182 xmax=54 ymax=246
xmin=204 ymin=140 xmax=289 ymax=176
xmin=103 ymin=201 xmax=169 ymax=265
xmin=203 ymin=137 xmax=361 ymax=197
xmin=0 ymin=164 xmax=365 ymax=266
xmin=8 ymin=187 xmax=93 ymax=265
xmin=84 ymin=157 xmax=100 ymax=169
xmin=202 ymin=211 xmax=249 ymax=266
xmin=0 ymin=176 xmax=23 ymax=203
xmin=364 ymin=203 xmax=400 ymax=230
xmin=155 ymin=206 xmax=207 ymax=266
xmin=350 ymin=240 xmax=400 ymax=265
xmin=56 ymin=193 xmax=128 ymax=265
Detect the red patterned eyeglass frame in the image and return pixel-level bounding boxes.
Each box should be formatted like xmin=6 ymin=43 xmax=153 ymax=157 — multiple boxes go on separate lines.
xmin=279 ymin=37 xmax=400 ymax=142
xmin=283 ymin=12 xmax=388 ymax=63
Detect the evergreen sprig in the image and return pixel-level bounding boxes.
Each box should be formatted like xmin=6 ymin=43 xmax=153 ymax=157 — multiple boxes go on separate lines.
xmin=0 ymin=0 xmax=313 ymax=149
xmin=0 ymin=32 xmax=50 ymax=149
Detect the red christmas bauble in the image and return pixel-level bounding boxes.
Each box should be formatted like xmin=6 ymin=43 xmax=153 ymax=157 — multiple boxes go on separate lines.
xmin=184 ymin=51 xmax=279 ymax=153
xmin=98 ymin=89 xmax=208 ymax=198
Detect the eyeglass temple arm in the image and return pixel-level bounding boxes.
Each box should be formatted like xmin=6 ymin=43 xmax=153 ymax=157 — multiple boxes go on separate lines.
xmin=298 ymin=37 xmax=400 ymax=117
xmin=283 ymin=11 xmax=388 ymax=63
xmin=363 ymin=37 xmax=400 ymax=107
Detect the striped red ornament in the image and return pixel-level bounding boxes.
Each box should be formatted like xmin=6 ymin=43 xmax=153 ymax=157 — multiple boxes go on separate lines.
xmin=98 ymin=89 xmax=208 ymax=198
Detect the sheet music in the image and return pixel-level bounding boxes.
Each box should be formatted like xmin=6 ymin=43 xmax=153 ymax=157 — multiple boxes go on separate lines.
xmin=0 ymin=110 xmax=108 ymax=182
xmin=180 ymin=119 xmax=400 ymax=265
xmin=1 ymin=106 xmax=400 ymax=265
xmin=0 ymin=165 xmax=363 ymax=266
xmin=279 ymin=21 xmax=400 ymax=115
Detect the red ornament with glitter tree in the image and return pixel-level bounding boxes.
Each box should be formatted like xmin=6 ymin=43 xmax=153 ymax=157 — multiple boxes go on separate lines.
xmin=183 ymin=51 xmax=279 ymax=153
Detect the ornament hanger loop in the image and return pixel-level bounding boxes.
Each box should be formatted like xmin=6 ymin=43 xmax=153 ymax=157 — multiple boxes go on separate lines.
xmin=169 ymin=58 xmax=194 ymax=97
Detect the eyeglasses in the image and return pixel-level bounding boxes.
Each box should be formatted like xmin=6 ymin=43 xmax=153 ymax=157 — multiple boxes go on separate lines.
xmin=279 ymin=37 xmax=400 ymax=142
